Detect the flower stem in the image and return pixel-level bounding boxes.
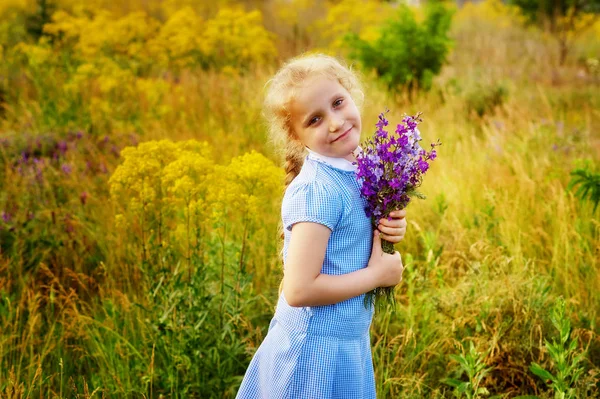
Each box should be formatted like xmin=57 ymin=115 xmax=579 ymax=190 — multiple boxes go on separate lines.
xmin=364 ymin=237 xmax=398 ymax=311
xmin=381 ymin=238 xmax=395 ymax=254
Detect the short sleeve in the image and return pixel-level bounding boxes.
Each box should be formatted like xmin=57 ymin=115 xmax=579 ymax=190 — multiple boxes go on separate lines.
xmin=282 ymin=180 xmax=343 ymax=232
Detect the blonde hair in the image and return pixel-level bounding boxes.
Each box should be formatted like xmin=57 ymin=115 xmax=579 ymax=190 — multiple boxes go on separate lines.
xmin=263 ymin=53 xmax=365 ymax=188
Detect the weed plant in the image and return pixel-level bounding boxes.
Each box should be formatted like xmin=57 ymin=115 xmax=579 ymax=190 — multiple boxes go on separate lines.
xmin=0 ymin=0 xmax=599 ymax=397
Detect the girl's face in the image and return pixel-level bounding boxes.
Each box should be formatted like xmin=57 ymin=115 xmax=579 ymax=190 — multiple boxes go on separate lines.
xmin=290 ymin=75 xmax=361 ymax=161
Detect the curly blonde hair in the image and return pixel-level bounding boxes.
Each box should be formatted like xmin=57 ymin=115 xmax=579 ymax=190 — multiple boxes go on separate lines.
xmin=263 ymin=53 xmax=365 ymax=188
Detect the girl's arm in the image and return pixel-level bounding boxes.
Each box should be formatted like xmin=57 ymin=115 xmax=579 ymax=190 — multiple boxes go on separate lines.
xmin=283 ymin=222 xmax=403 ymax=307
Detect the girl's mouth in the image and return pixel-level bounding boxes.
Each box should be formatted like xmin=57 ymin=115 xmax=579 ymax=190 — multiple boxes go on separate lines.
xmin=333 ymin=127 xmax=352 ymax=143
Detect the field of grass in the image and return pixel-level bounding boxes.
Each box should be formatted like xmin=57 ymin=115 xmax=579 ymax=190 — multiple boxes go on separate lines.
xmin=0 ymin=0 xmax=599 ymax=398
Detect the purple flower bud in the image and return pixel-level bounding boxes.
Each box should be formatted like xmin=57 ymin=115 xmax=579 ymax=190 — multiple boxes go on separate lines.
xmin=355 ymin=111 xmax=439 ymax=228
xmin=413 ymin=127 xmax=422 ymax=141
xmin=1 ymin=211 xmax=11 ymax=223
xmin=61 ymin=163 xmax=72 ymax=175
xmin=64 ymin=214 xmax=74 ymax=234
xmin=396 ymin=124 xmax=407 ymax=135
xmin=57 ymin=141 xmax=68 ymax=155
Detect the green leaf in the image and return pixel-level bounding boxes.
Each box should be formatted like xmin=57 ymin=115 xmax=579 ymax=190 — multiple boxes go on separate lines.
xmin=568 ymin=338 xmax=577 ymax=352
xmin=441 ymin=377 xmax=464 ymax=388
xmin=530 ymin=362 xmax=556 ymax=383
xmin=449 ymin=354 xmax=470 ymax=370
xmin=412 ymin=190 xmax=427 ymax=200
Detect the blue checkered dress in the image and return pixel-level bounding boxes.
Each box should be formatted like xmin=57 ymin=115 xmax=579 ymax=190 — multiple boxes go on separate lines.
xmin=236 ymin=151 xmax=376 ymax=399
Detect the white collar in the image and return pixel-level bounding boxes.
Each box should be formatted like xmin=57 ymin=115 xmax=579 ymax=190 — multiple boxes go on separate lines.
xmin=306 ymin=147 xmax=358 ymax=172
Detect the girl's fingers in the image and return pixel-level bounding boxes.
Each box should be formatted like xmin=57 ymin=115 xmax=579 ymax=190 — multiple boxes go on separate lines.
xmin=379 ymin=211 xmax=406 ymax=225
xmin=379 ymin=233 xmax=402 ymax=243
xmin=377 ymin=224 xmax=406 ymax=237
xmin=379 ymin=217 xmax=408 ymax=228
xmin=389 ymin=209 xmax=407 ymax=219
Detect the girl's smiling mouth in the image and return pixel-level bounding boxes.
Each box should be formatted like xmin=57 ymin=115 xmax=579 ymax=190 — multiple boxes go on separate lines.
xmin=332 ymin=127 xmax=352 ymax=143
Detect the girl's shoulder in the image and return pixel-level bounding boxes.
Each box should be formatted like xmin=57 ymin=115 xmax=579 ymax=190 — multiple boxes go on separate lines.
xmin=282 ymin=160 xmax=349 ymax=231
xmin=285 ymin=159 xmax=346 ymax=198
xmin=284 ymin=174 xmax=338 ymax=204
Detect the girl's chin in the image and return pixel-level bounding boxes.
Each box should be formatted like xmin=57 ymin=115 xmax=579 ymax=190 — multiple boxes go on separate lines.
xmin=344 ymin=135 xmax=360 ymax=150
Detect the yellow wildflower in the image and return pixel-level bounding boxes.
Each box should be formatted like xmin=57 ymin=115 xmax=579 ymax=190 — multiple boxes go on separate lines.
xmin=316 ymin=0 xmax=391 ymax=51
xmin=201 ymin=7 xmax=277 ymax=69
xmin=147 ymin=6 xmax=204 ymax=69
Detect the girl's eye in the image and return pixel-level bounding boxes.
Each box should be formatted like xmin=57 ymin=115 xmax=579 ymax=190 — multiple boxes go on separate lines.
xmin=333 ymin=98 xmax=344 ymax=107
xmin=308 ymin=116 xmax=320 ymax=126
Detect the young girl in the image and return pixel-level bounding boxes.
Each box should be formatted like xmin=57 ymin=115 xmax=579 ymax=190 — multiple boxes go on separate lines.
xmin=236 ymin=54 xmax=406 ymax=399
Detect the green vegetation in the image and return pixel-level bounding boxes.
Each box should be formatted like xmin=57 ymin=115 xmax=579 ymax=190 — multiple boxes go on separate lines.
xmin=347 ymin=2 xmax=454 ymax=91
xmin=0 ymin=0 xmax=598 ymax=397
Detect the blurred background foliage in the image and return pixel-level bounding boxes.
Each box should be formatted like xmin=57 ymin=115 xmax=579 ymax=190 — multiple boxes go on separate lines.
xmin=0 ymin=0 xmax=599 ymax=398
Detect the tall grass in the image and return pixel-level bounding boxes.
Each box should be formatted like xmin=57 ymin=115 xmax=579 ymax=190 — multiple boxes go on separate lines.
xmin=0 ymin=0 xmax=599 ymax=397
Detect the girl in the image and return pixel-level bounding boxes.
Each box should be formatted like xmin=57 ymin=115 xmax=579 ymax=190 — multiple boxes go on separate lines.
xmin=236 ymin=54 xmax=406 ymax=399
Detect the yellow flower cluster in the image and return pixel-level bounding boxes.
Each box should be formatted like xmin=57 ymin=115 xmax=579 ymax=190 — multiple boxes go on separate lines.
xmin=315 ymin=0 xmax=391 ymax=51
xmin=109 ymin=140 xmax=187 ymax=214
xmin=147 ymin=7 xmax=206 ymax=70
xmin=44 ymin=10 xmax=157 ymax=62
xmin=202 ymin=7 xmax=277 ymax=70
xmin=14 ymin=38 xmax=55 ymax=68
xmin=209 ymin=150 xmax=284 ymax=220
xmin=40 ymin=5 xmax=276 ymax=71
xmin=454 ymin=0 xmax=525 ymax=29
xmin=4 ymin=3 xmax=277 ymax=129
xmin=109 ymin=140 xmax=283 ymax=250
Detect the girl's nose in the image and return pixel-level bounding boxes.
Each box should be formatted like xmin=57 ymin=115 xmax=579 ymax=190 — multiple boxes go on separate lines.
xmin=329 ymin=117 xmax=344 ymax=132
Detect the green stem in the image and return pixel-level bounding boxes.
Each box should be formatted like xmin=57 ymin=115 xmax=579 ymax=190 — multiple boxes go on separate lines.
xmin=364 ymin=237 xmax=397 ymax=311
xmin=381 ymin=238 xmax=395 ymax=254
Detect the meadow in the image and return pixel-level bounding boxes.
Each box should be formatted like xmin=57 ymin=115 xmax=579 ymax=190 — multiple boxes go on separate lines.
xmin=0 ymin=0 xmax=599 ymax=398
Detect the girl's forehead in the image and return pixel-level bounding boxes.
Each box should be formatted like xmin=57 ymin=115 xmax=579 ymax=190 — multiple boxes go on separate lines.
xmin=292 ymin=76 xmax=346 ymax=108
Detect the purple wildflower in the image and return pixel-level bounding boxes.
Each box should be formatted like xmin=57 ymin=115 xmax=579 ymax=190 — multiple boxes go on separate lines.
xmin=57 ymin=141 xmax=68 ymax=155
xmin=356 ymin=111 xmax=440 ymax=223
xmin=64 ymin=213 xmax=74 ymax=234
xmin=1 ymin=211 xmax=11 ymax=223
xmin=61 ymin=163 xmax=72 ymax=175
xmin=355 ymin=110 xmax=441 ymax=310
xmin=376 ymin=113 xmax=389 ymax=129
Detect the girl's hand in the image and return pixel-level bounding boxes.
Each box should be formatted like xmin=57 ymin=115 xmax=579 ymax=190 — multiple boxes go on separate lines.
xmin=377 ymin=209 xmax=407 ymax=243
xmin=367 ymin=230 xmax=404 ymax=287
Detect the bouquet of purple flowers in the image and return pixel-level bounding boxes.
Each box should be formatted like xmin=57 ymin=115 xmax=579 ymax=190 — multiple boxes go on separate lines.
xmin=355 ymin=110 xmax=440 ymax=309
